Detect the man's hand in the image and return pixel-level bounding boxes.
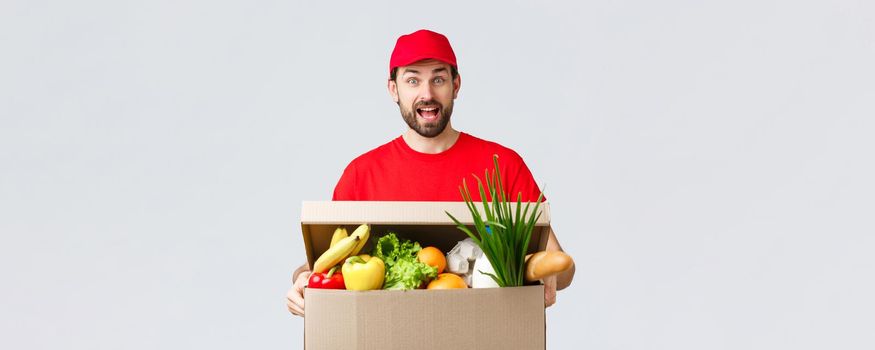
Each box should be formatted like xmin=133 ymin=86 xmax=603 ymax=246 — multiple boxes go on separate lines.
xmin=544 ymin=275 xmax=558 ymax=307
xmin=286 ymin=269 xmax=311 ymax=317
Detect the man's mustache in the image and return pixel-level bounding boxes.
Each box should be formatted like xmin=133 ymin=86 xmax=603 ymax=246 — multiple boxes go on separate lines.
xmin=414 ymin=100 xmax=442 ymax=109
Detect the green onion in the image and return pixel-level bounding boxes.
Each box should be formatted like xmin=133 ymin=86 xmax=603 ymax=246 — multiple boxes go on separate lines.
xmin=446 ymin=154 xmax=544 ymax=287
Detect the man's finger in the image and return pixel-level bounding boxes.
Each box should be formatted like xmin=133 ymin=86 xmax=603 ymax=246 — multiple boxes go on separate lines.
xmin=545 ymin=285 xmax=556 ymax=307
xmin=288 ymin=289 xmax=304 ymax=306
xmin=286 ymin=287 xmax=306 ymax=316
xmin=294 ymin=273 xmax=310 ymax=292
xmin=544 ymin=276 xmax=557 ymax=308
xmin=545 ymin=292 xmax=556 ymax=308
xmin=287 ymin=300 xmax=303 ymax=316
xmin=286 ymin=290 xmax=305 ymax=315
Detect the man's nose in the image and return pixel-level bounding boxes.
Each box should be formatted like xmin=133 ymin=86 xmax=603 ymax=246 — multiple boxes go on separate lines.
xmin=418 ymin=83 xmax=434 ymax=102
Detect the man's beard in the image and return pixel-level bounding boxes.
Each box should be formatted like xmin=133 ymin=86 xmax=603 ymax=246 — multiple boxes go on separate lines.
xmin=400 ymin=99 xmax=453 ymax=138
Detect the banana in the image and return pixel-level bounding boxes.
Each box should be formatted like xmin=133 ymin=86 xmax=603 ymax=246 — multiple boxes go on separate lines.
xmin=313 ymin=235 xmax=360 ymax=273
xmin=329 ymin=227 xmax=348 ymax=248
xmin=348 ymin=224 xmax=370 ymax=256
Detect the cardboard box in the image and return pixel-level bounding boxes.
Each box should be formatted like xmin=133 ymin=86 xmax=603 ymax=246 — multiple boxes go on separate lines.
xmin=301 ymin=201 xmax=552 ymax=350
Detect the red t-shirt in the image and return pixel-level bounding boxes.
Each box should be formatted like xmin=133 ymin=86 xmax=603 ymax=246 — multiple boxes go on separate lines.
xmin=333 ymin=132 xmax=543 ymax=202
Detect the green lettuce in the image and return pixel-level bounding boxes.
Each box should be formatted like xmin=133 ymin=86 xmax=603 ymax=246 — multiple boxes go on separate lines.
xmin=372 ymin=232 xmax=437 ymax=290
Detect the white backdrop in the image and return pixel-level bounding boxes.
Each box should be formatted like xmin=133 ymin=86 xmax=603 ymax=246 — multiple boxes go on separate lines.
xmin=2 ymin=1 xmax=874 ymax=349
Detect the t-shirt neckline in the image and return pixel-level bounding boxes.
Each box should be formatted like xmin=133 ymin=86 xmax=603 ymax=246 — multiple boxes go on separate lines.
xmin=396 ymin=132 xmax=468 ymax=161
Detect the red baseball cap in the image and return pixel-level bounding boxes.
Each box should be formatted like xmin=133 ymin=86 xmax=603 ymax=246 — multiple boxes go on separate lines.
xmin=389 ymin=29 xmax=457 ymax=78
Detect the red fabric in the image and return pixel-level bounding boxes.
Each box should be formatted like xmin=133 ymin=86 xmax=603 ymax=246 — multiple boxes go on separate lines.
xmin=333 ymin=133 xmax=544 ymax=202
xmin=389 ymin=29 xmax=457 ymax=78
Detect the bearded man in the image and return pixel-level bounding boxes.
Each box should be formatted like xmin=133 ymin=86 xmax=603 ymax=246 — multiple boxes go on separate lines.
xmin=287 ymin=29 xmax=574 ymax=316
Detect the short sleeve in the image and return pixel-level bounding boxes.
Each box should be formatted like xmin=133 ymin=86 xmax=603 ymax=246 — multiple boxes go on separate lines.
xmin=332 ymin=162 xmax=358 ymax=200
xmin=507 ymin=153 xmax=546 ymax=203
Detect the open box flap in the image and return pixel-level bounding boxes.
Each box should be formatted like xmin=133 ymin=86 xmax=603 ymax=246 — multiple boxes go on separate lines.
xmin=300 ymin=201 xmax=551 ymax=269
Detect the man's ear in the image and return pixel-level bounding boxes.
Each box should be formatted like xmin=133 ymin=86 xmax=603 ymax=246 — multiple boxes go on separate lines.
xmin=452 ymin=74 xmax=461 ymax=99
xmin=388 ymin=79 xmax=399 ymax=103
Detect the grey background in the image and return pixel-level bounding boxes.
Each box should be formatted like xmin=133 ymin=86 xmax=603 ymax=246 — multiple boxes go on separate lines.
xmin=1 ymin=0 xmax=873 ymax=349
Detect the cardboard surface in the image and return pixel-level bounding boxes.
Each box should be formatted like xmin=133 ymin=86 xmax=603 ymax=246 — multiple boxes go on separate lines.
xmin=305 ymin=286 xmax=546 ymax=350
xmin=300 ymin=201 xmax=550 ymax=350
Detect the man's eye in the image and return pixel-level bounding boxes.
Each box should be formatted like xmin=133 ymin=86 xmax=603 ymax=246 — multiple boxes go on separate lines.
xmin=434 ymin=77 xmax=444 ymax=84
xmin=407 ymin=78 xmax=418 ymax=85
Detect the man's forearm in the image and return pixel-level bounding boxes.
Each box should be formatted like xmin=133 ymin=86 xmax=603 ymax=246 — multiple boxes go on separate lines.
xmin=545 ymin=228 xmax=575 ymax=290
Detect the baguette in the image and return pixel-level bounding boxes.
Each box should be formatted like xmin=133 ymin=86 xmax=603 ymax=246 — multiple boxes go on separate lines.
xmin=525 ymin=251 xmax=574 ymax=282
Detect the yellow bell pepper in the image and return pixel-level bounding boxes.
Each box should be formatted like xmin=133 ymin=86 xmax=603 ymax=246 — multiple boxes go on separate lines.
xmin=342 ymin=254 xmax=385 ymax=291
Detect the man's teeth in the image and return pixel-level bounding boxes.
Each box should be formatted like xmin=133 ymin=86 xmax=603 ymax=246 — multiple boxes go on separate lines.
xmin=420 ymin=107 xmax=437 ymax=111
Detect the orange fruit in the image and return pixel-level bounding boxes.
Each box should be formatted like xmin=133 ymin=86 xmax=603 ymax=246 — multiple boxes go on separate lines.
xmin=417 ymin=246 xmax=446 ymax=273
xmin=427 ymin=273 xmax=468 ymax=289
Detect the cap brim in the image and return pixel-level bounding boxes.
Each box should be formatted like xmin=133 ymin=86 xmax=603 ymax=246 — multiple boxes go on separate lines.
xmin=390 ymin=55 xmax=457 ymax=76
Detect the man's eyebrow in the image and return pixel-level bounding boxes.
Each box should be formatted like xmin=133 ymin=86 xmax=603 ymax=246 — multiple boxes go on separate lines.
xmin=401 ymin=67 xmax=449 ymax=76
